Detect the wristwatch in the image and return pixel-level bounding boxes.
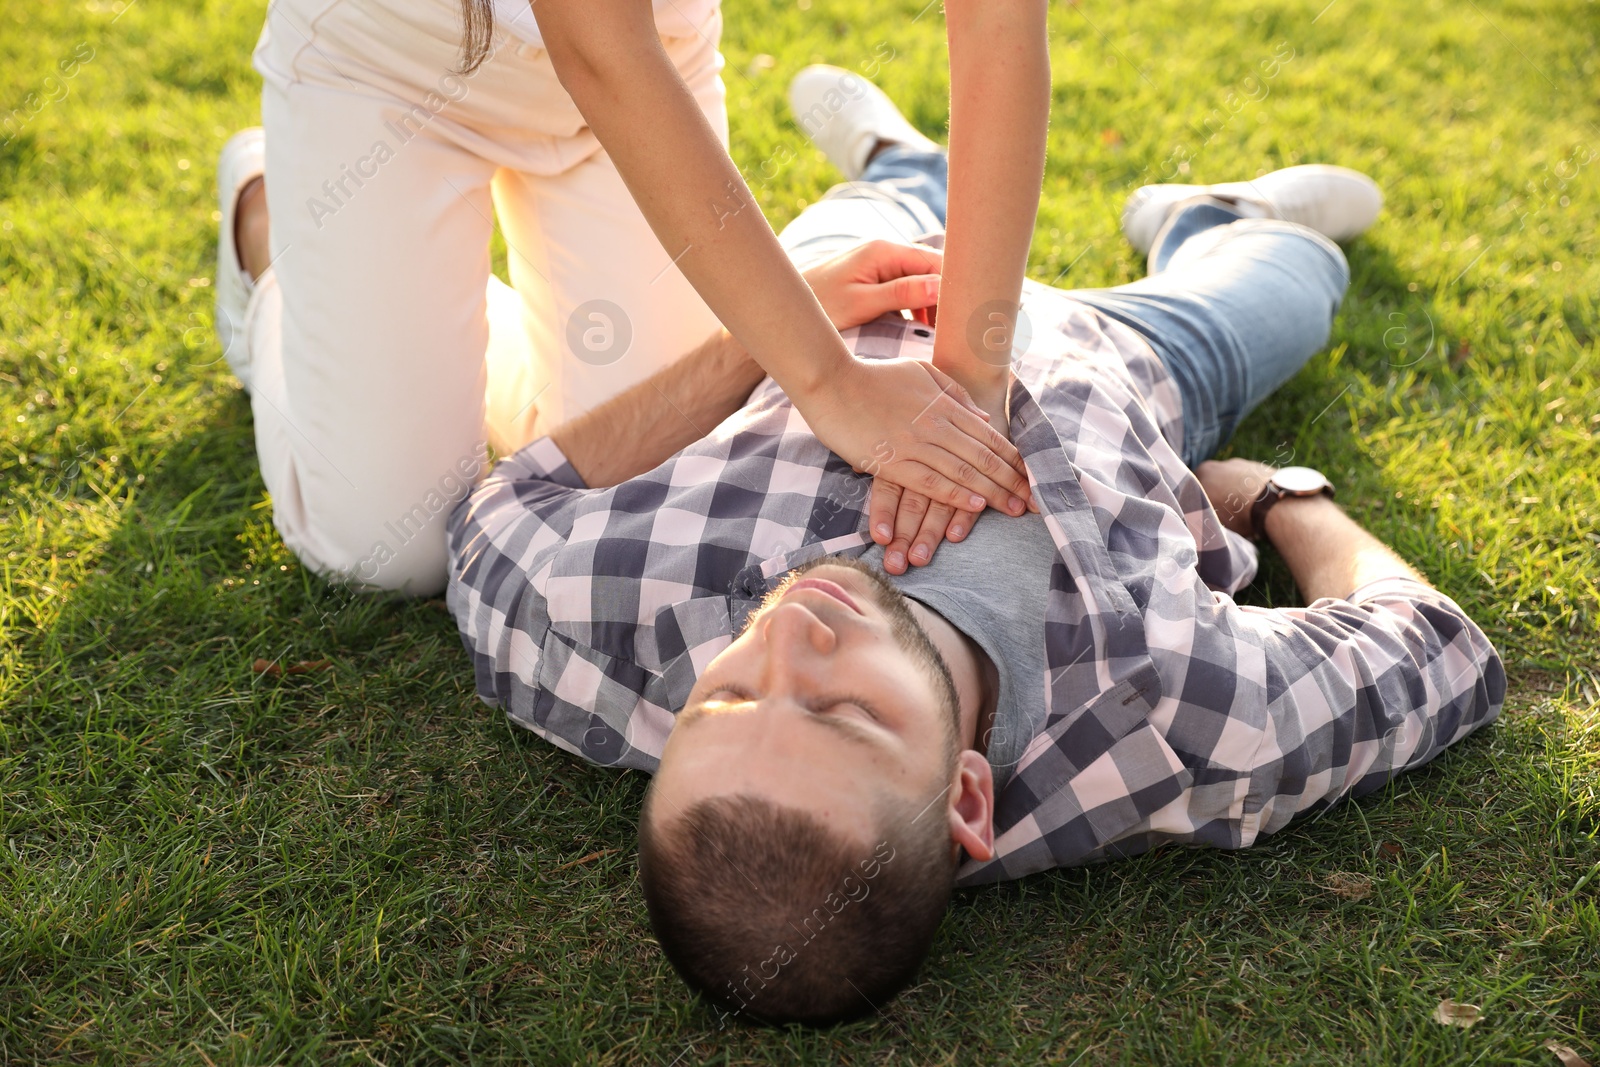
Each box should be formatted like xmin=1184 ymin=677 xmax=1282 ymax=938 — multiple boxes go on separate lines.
xmin=1250 ymin=466 xmax=1335 ymax=539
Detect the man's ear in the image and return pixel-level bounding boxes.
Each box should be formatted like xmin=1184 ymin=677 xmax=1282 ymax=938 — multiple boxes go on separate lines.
xmin=946 ymin=749 xmax=996 ymax=863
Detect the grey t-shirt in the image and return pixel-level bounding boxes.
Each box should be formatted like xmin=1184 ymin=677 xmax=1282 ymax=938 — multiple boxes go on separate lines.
xmin=860 ymin=510 xmax=1057 ymax=788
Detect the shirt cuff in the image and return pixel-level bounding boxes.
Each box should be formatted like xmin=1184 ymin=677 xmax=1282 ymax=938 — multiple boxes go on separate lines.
xmin=1220 ymin=527 xmax=1260 ymax=592
xmin=503 ymin=435 xmax=590 ymax=491
xmin=1344 ymin=575 xmax=1453 ymax=606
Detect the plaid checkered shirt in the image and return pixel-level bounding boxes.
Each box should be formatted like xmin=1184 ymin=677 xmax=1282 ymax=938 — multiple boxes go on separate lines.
xmin=447 ymin=283 xmax=1505 ymax=886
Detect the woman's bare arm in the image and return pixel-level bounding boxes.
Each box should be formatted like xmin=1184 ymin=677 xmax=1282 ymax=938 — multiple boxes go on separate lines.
xmin=528 ymin=0 xmax=1034 ymax=515
xmin=534 ymin=0 xmax=845 ymax=396
xmin=867 ymin=0 xmax=1051 ymax=572
xmin=935 ymin=0 xmax=1050 ymax=416
xmin=551 ymin=241 xmax=947 ymax=488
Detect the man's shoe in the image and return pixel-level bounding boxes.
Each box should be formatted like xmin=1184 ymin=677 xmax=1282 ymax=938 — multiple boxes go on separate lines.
xmin=215 ymin=127 xmax=265 ymax=379
xmin=1121 ymin=164 xmax=1382 ymax=254
xmin=788 ymin=65 xmax=940 ymax=180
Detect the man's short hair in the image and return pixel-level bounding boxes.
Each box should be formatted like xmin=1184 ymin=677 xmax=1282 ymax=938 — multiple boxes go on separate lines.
xmin=638 ymin=791 xmax=956 ymax=1026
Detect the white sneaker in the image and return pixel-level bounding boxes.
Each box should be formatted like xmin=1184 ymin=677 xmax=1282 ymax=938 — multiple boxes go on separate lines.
xmin=788 ymin=65 xmax=940 ymax=180
xmin=214 ymin=127 xmax=265 ymax=383
xmin=1121 ymin=164 xmax=1383 ymax=254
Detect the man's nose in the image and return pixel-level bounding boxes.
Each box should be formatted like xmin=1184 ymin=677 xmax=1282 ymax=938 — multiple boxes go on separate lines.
xmin=758 ymin=601 xmax=838 ymax=684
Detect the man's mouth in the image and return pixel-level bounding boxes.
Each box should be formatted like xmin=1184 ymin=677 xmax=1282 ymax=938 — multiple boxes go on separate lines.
xmin=785 ymin=576 xmax=863 ymax=615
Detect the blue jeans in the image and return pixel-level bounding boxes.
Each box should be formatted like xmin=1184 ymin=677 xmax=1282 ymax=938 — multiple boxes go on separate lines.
xmin=778 ymin=146 xmax=1352 ymax=467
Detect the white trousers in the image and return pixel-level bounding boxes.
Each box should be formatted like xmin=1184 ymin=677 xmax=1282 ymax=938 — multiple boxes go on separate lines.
xmin=238 ymin=0 xmax=726 ymax=594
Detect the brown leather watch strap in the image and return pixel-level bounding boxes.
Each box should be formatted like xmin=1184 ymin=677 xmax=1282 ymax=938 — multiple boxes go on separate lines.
xmin=1250 ymin=470 xmax=1334 ymax=540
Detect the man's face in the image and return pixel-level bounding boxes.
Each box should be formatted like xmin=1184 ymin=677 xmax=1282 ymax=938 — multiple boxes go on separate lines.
xmin=652 ymin=557 xmax=961 ymax=844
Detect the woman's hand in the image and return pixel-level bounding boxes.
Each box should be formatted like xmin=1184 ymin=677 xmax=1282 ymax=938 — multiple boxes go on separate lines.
xmin=535 ymin=0 xmax=1031 ymax=518
xmin=865 ymin=369 xmax=1032 ymax=575
xmin=799 ymin=357 xmax=1032 ymax=521
xmin=801 ymin=240 xmax=943 ymax=330
xmin=795 ymin=239 xmax=1025 ymax=572
xmin=867 ymin=480 xmax=982 ymax=574
xmin=792 ymin=240 xmax=1031 ymax=522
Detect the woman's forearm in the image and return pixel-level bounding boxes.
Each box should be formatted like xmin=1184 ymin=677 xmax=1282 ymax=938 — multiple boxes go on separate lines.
xmin=935 ymin=0 xmax=1050 ymax=397
xmin=528 ymin=0 xmax=1036 ymax=513
xmin=533 ymin=0 xmax=852 ymax=401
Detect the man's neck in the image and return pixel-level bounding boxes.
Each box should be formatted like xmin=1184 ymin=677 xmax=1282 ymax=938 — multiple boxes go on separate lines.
xmin=905 ymin=600 xmax=999 ymax=754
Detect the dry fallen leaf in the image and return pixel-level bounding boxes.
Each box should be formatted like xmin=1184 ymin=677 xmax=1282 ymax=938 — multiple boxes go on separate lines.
xmin=1377 ymin=841 xmax=1404 ymax=861
xmin=1324 ymin=872 xmax=1373 ymax=900
xmin=1432 ymin=1000 xmax=1482 ymax=1029
xmin=550 ymin=848 xmax=618 ymax=873
xmin=252 ymin=658 xmax=332 ymax=677
xmin=1546 ymin=1040 xmax=1593 ymax=1067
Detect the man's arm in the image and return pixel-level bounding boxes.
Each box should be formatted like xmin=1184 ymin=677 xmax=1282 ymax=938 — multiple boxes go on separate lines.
xmin=1170 ymin=457 xmax=1504 ymax=843
xmin=1195 ymin=458 xmax=1426 ymax=599
xmin=550 ymin=328 xmax=763 ymax=489
xmin=1265 ymin=496 xmax=1426 ymax=601
xmin=1196 ymin=455 xmax=1505 ymax=797
xmin=549 ymin=241 xmax=946 ymax=489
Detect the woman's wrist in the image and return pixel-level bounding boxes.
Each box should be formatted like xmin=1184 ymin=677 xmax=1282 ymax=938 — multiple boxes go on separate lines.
xmin=931 ymin=346 xmax=1008 ymax=407
xmin=773 ymin=334 xmax=860 ymax=405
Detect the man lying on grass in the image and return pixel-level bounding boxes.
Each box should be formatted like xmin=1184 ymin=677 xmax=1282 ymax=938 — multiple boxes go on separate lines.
xmin=446 ymin=70 xmax=1505 ymax=1026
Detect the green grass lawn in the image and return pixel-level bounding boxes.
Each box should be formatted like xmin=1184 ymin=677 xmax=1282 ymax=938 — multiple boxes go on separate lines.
xmin=2 ymin=0 xmax=1597 ymax=1062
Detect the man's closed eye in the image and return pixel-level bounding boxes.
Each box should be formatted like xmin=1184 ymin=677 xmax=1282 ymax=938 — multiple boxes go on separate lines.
xmin=695 ymin=686 xmax=885 ymax=734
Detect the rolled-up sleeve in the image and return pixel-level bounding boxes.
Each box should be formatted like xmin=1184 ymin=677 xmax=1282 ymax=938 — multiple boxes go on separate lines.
xmin=444 ymin=437 xmax=684 ymax=774
xmin=1229 ymin=576 xmax=1505 ymax=843
xmin=447 ymin=436 xmax=589 ymax=712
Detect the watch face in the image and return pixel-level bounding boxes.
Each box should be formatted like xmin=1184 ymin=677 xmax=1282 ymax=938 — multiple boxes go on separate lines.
xmin=1273 ymin=466 xmax=1331 ymax=495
